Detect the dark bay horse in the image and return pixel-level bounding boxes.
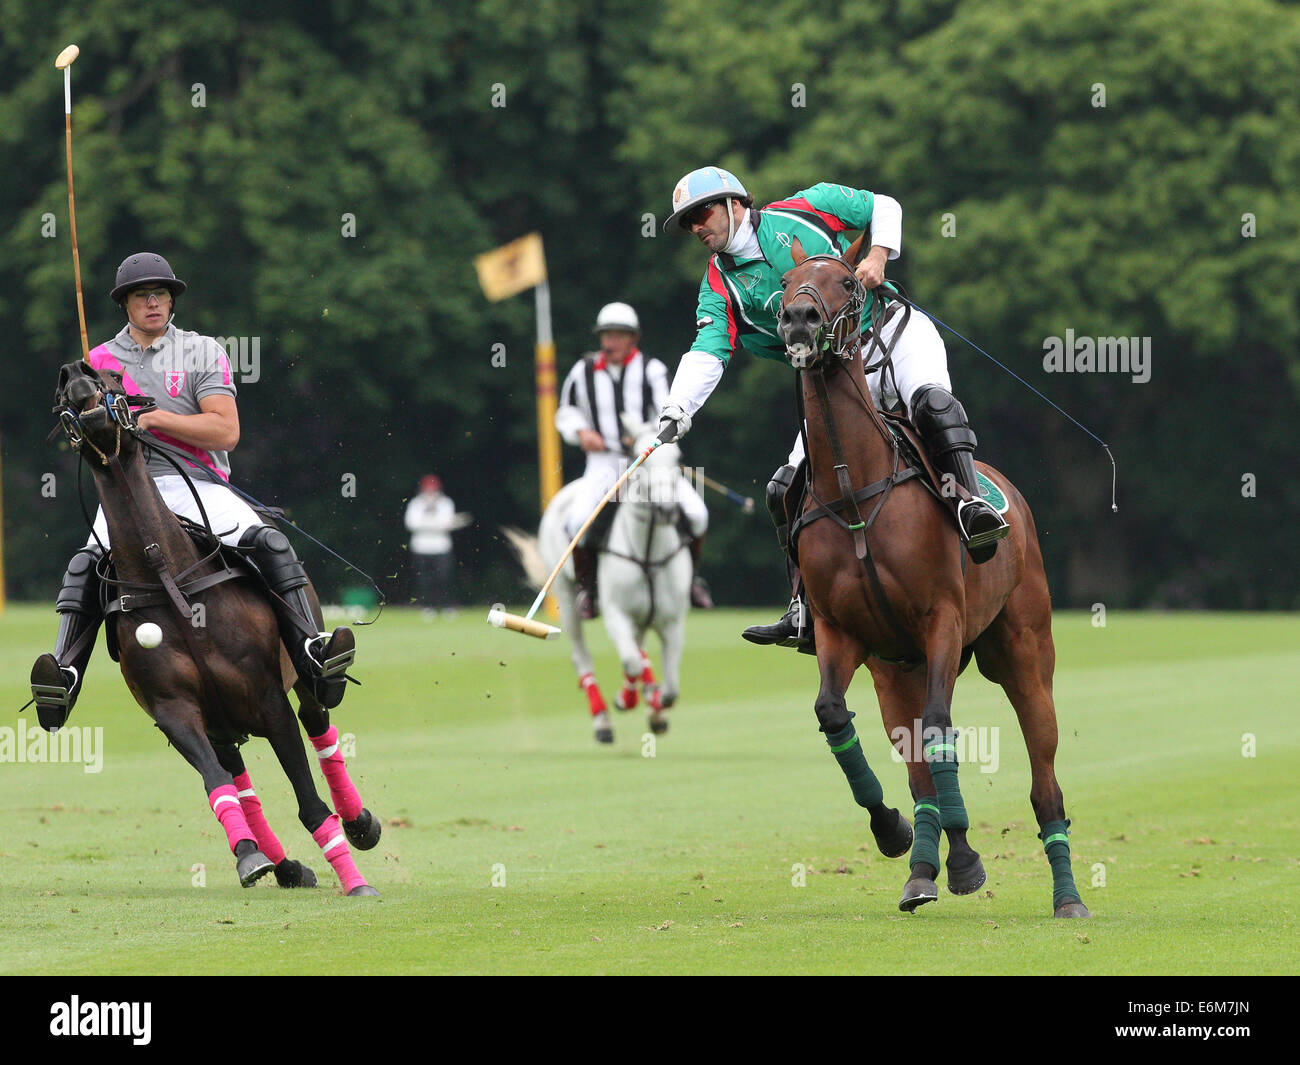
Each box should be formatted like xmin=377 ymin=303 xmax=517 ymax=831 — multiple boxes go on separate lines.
xmin=777 ymin=244 xmax=1088 ymax=918
xmin=51 ymin=362 xmax=381 ymax=894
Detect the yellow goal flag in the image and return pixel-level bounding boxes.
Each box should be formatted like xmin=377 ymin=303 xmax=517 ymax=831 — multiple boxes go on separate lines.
xmin=474 ymin=233 xmax=547 ymax=302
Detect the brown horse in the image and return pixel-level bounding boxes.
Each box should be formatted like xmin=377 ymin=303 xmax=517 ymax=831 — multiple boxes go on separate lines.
xmin=777 ymin=245 xmax=1088 ymax=918
xmin=50 ymin=361 xmax=381 ymax=894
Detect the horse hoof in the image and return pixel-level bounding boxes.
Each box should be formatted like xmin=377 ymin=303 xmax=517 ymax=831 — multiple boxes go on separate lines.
xmin=1054 ymin=900 xmax=1091 ymax=918
xmin=237 ymin=849 xmax=275 ymax=887
xmin=869 ymin=808 xmax=913 ymax=858
xmin=347 ymin=884 xmax=380 ymax=897
xmin=274 ymin=859 xmax=318 ymax=889
xmin=648 ymin=712 xmax=669 ymax=735
xmin=946 ymin=854 xmax=987 ymax=895
xmin=344 ymin=809 xmax=382 ymax=851
xmin=899 ymin=874 xmax=939 ymax=913
xmin=594 ymin=727 xmax=614 ymax=744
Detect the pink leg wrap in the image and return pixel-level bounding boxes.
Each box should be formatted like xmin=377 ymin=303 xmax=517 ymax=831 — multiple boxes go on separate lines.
xmin=579 ymin=672 xmax=607 ymax=716
xmin=208 ymin=783 xmax=255 ymax=854
xmin=311 ymin=814 xmax=367 ymax=894
xmin=309 ymin=725 xmax=363 ymax=822
xmin=232 ymin=771 xmax=286 ymax=865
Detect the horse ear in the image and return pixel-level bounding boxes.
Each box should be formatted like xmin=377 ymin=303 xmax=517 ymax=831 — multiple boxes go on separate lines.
xmin=843 ymin=231 xmax=868 ymax=267
xmin=790 ymin=236 xmax=808 ymax=265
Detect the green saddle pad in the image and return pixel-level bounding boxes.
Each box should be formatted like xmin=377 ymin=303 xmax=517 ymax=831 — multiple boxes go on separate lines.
xmin=976 ymin=471 xmax=1009 ymax=515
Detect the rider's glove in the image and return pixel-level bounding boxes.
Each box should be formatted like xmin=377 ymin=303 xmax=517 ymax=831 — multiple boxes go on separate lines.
xmin=657 ymin=403 xmax=692 ymax=442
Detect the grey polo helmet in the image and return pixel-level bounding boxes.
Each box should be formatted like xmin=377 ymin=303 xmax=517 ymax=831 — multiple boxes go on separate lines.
xmin=110 ymin=252 xmax=187 ymax=304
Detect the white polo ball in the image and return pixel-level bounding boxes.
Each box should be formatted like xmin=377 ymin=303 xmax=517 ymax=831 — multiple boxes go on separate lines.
xmin=135 ymin=622 xmax=163 ymax=648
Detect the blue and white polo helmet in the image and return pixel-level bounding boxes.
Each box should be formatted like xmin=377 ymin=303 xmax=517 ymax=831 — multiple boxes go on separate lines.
xmin=666 ymin=166 xmax=750 ymax=231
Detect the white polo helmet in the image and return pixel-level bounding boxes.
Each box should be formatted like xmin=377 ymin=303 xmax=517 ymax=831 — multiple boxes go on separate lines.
xmin=666 ymin=166 xmax=751 ymax=230
xmin=593 ymin=301 xmax=640 ymax=334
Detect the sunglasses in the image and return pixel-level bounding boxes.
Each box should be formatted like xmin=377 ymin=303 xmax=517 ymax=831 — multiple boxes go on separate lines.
xmin=128 ymin=288 xmax=173 ymax=302
xmin=680 ymin=200 xmax=720 ymax=229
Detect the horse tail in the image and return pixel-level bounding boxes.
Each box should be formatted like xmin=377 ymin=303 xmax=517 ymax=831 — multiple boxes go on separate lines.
xmin=501 ymin=526 xmax=549 ymax=588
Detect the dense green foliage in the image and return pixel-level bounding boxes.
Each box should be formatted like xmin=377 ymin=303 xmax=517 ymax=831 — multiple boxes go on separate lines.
xmin=3 ymin=0 xmax=1297 ymax=608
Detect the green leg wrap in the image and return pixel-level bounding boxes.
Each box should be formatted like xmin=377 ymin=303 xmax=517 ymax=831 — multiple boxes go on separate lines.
xmin=825 ymin=721 xmax=884 ymax=809
xmin=911 ymin=797 xmax=941 ymax=874
xmin=925 ymin=732 xmax=969 ymax=831
xmin=1039 ymin=818 xmax=1082 ymax=908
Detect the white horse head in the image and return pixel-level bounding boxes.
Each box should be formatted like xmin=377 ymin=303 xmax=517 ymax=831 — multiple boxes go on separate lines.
xmin=621 ymin=414 xmax=680 ymax=523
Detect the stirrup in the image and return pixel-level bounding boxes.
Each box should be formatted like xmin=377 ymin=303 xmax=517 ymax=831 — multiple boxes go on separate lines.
xmin=31 ymin=657 xmax=79 ymax=731
xmin=304 ymin=631 xmax=354 ymax=679
xmin=956 ymin=499 xmax=1010 ymax=549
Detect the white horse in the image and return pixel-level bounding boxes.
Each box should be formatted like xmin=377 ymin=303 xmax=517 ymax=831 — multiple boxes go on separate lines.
xmin=506 ymin=419 xmax=693 ymax=744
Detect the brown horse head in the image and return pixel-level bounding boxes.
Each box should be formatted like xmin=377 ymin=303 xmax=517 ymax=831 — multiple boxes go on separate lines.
xmin=54 ymin=360 xmax=147 ymax=465
xmin=777 ymin=237 xmax=866 ymax=370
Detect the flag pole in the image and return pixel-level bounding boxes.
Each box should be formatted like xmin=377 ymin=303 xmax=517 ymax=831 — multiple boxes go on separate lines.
xmin=534 ymin=280 xmax=562 ymax=514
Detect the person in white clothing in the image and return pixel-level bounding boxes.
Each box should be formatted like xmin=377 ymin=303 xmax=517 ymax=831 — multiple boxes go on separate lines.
xmin=405 ymin=475 xmax=460 ymax=616
xmin=556 ymin=302 xmax=711 ymax=618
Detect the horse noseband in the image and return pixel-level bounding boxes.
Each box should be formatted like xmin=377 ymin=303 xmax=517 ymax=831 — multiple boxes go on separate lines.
xmin=781 ymin=255 xmax=867 ymax=370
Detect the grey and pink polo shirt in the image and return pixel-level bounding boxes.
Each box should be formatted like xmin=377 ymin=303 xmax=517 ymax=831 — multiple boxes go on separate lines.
xmin=88 ymin=323 xmax=237 ymax=481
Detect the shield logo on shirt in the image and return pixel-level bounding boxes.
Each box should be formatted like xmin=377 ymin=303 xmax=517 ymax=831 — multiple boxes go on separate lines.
xmin=165 ymin=371 xmax=185 ymax=397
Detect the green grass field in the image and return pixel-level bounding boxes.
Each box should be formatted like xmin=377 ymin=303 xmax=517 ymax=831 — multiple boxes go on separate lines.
xmin=1 ymin=603 xmax=1296 ymax=975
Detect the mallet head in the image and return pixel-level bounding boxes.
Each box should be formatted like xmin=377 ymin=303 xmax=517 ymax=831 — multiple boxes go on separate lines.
xmin=488 ymin=606 xmax=560 ymax=640
xmin=55 ymin=44 xmax=80 ymax=69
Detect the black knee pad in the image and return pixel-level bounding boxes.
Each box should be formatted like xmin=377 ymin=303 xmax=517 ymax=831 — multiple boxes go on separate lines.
xmin=912 ymin=386 xmax=977 ymax=456
xmin=766 ymin=464 xmax=797 ymax=526
xmin=580 ymin=502 xmax=618 ymax=549
xmin=240 ymin=525 xmax=307 ymax=590
xmin=56 ymin=547 xmax=106 ymax=614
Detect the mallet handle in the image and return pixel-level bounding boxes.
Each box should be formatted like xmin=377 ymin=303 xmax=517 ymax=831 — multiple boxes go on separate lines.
xmin=682 ymin=465 xmax=753 ymax=511
xmin=523 ymin=426 xmax=676 ymax=621
xmin=63 ymin=68 xmax=89 ymax=363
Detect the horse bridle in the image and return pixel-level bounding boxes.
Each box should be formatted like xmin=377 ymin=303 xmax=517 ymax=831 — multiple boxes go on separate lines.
xmin=781 ymin=254 xmax=869 ymax=367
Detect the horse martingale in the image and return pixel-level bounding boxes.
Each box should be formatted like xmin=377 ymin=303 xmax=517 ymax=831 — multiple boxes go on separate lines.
xmin=781 ymin=256 xmax=919 ymax=566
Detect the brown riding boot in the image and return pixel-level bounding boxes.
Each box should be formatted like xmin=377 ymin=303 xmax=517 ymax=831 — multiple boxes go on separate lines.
xmin=572 ymin=545 xmax=599 ymax=620
xmin=687 ymin=536 xmax=714 ymax=609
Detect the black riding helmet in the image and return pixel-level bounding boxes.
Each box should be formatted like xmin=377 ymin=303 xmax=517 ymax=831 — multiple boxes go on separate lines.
xmin=109 ymin=252 xmax=186 ymax=306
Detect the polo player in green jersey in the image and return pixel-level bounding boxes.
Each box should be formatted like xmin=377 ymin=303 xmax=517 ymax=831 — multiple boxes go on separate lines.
xmin=655 ymin=167 xmax=1008 ymax=652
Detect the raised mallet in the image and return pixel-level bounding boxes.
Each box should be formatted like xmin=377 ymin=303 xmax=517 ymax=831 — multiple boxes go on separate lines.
xmin=55 ymin=44 xmax=89 ymax=363
xmin=488 ymin=425 xmax=678 ymax=639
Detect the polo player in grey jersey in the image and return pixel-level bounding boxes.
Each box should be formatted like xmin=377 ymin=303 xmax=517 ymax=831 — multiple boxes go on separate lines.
xmin=30 ymin=252 xmax=355 ymax=730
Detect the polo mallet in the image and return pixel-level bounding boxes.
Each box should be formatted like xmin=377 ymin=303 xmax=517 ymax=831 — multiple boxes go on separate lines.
xmin=680 ymin=465 xmax=754 ymax=513
xmin=488 ymin=425 xmax=678 ymax=639
xmin=55 ymin=44 xmax=89 ymax=364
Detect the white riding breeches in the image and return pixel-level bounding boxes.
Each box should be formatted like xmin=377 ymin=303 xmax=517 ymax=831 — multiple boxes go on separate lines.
xmin=563 ymin=455 xmax=708 ymax=540
xmin=87 ymin=474 xmax=265 ymax=550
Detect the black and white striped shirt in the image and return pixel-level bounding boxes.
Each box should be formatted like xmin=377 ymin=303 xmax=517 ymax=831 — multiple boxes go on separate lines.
xmin=556 ymin=350 xmax=670 ymax=453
